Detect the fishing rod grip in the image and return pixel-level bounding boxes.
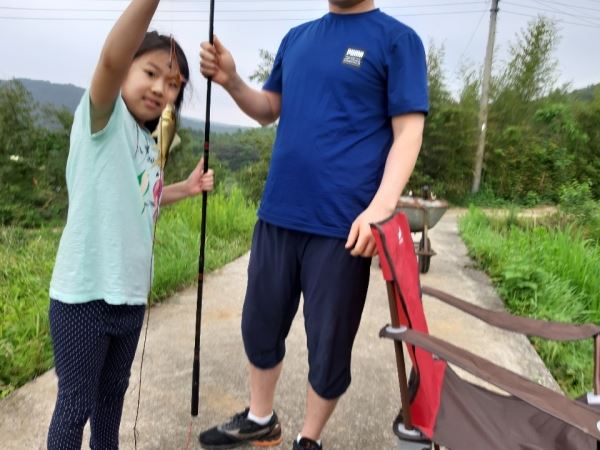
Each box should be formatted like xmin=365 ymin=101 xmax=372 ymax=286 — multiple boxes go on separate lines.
xmin=191 ymin=179 xmax=209 ymax=417
xmin=191 ymin=355 xmax=200 ymax=416
xmin=203 ymin=79 xmax=212 ymax=173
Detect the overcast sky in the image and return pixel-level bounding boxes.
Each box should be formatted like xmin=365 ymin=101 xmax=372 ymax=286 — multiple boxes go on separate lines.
xmin=1 ymin=0 xmax=599 ymax=127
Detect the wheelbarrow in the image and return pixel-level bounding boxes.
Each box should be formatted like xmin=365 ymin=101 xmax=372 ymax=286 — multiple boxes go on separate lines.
xmin=396 ymin=195 xmax=448 ymax=274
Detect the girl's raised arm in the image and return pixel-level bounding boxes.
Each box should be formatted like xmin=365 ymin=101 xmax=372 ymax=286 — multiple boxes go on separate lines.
xmin=90 ymin=0 xmax=160 ymax=131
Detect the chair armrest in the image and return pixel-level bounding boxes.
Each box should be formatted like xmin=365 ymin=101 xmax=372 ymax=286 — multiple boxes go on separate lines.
xmin=379 ymin=325 xmax=600 ymax=440
xmin=422 ymin=286 xmax=600 ymax=341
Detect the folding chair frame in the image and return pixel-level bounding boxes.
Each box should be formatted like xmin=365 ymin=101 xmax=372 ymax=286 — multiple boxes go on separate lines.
xmin=372 ymin=212 xmax=600 ymax=449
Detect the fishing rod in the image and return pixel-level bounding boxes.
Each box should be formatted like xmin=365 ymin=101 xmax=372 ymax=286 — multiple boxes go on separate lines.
xmin=191 ymin=0 xmax=215 ymax=417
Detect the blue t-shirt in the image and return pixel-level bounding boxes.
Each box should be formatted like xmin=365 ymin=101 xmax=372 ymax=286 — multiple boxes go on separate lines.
xmin=260 ymin=9 xmax=428 ymax=239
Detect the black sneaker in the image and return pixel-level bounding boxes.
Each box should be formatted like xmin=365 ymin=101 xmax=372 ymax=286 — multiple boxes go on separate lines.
xmin=198 ymin=408 xmax=283 ymax=449
xmin=292 ymin=437 xmax=322 ymax=450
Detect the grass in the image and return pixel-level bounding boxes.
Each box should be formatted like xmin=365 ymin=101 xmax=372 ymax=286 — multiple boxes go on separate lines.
xmin=152 ymin=187 xmax=256 ymax=300
xmin=459 ymin=207 xmax=600 ymax=396
xmin=0 ymin=226 xmax=59 ymax=399
xmin=0 ymin=186 xmax=256 ymax=399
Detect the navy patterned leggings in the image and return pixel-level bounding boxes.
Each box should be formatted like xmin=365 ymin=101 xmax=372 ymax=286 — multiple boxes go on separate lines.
xmin=47 ymin=299 xmax=145 ymax=450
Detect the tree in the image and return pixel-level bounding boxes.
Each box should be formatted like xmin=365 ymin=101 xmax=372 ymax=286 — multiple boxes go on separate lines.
xmin=249 ymin=49 xmax=275 ymax=85
xmin=502 ymin=17 xmax=559 ymax=104
xmin=491 ymin=16 xmax=559 ymax=125
xmin=409 ymin=44 xmax=480 ymax=200
xmin=573 ymin=87 xmax=600 ymax=198
xmin=483 ymin=16 xmax=562 ymax=200
xmin=0 ymin=80 xmax=37 ymax=158
xmin=0 ymin=80 xmax=71 ymax=225
xmin=234 ymin=127 xmax=276 ymax=203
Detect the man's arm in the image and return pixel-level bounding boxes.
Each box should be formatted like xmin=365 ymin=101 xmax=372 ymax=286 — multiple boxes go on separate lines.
xmin=223 ymin=73 xmax=281 ymax=126
xmin=200 ymin=37 xmax=281 ymax=126
xmin=345 ymin=113 xmax=425 ymax=257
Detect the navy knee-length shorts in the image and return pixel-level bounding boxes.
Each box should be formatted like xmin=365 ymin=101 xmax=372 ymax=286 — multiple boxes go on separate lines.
xmin=47 ymin=299 xmax=145 ymax=450
xmin=241 ymin=220 xmax=371 ymax=400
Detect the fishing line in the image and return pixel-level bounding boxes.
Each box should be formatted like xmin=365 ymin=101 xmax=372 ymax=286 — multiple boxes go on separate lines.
xmin=133 ymin=37 xmax=183 ymax=449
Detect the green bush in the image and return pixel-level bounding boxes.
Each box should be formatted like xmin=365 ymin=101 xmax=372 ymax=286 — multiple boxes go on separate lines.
xmin=459 ymin=207 xmax=600 ymax=396
xmin=558 ymin=181 xmax=598 ymax=220
xmin=151 ymin=187 xmax=256 ymax=300
xmin=557 ymin=181 xmax=600 ymax=244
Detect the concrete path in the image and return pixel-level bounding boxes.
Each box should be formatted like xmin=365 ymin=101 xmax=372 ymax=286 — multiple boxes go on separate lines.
xmin=0 ymin=210 xmax=557 ymax=449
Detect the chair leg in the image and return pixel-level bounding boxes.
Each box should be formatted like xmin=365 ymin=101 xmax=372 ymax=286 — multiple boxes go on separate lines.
xmin=395 ymin=440 xmax=431 ymax=450
xmin=386 ymin=282 xmax=413 ymax=429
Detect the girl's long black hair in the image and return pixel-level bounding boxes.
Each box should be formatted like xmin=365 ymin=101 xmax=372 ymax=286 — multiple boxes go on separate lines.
xmin=135 ymin=31 xmax=190 ymax=132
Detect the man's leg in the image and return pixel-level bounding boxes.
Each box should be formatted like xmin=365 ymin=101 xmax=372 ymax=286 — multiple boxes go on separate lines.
xmin=298 ymin=234 xmax=371 ymax=444
xmin=199 ymin=221 xmax=303 ymax=449
xmin=300 ymin=384 xmax=338 ymax=441
xmin=242 ymin=221 xmax=303 ymax=415
xmin=249 ymin=361 xmax=283 ymax=417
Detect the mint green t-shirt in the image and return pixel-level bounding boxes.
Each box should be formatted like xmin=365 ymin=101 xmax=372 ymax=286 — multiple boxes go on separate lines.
xmin=49 ymin=91 xmax=163 ymax=305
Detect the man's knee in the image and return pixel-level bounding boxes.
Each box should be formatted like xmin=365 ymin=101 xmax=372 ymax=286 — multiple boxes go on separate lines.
xmin=242 ymin=324 xmax=286 ymax=369
xmin=308 ymin=368 xmax=351 ymax=400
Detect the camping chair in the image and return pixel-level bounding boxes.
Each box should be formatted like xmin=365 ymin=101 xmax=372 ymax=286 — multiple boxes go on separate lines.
xmin=370 ymin=211 xmax=600 ymax=450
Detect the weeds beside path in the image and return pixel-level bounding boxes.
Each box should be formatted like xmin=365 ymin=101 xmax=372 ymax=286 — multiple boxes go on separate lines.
xmin=0 ymin=188 xmax=256 ymax=398
xmin=459 ymin=206 xmax=600 ymax=396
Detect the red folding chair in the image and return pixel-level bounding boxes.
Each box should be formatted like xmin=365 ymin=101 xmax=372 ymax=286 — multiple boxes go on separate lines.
xmin=371 ymin=211 xmax=600 ymax=450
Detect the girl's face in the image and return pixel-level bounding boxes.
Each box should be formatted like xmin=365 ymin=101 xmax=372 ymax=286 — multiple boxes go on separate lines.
xmin=121 ymin=49 xmax=182 ymax=126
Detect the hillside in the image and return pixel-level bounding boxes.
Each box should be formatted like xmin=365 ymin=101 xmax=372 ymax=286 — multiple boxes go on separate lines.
xmin=570 ymin=83 xmax=599 ymax=102
xmin=0 ymin=78 xmax=246 ymax=134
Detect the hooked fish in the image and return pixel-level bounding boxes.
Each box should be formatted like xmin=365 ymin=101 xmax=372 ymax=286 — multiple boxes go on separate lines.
xmin=153 ymin=103 xmax=179 ymax=170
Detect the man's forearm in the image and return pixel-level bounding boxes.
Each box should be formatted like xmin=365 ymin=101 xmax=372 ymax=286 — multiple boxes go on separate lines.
xmin=370 ymin=114 xmax=425 ymax=211
xmin=224 ymin=73 xmax=280 ymax=126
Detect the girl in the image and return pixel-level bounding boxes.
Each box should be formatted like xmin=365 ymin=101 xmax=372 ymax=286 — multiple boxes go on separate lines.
xmin=47 ymin=1 xmax=213 ymax=448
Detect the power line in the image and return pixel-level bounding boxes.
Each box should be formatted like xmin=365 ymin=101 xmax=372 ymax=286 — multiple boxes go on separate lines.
xmin=502 ymin=8 xmax=600 ymax=28
xmin=88 ymin=0 xmax=345 ymax=1
xmin=535 ymin=0 xmax=600 ymax=14
xmin=91 ymin=0 xmax=291 ymax=1
xmin=2 ymin=2 xmax=599 ymax=28
xmin=0 ymin=6 xmax=322 ymax=14
xmin=0 ymin=9 xmax=490 ymax=23
xmin=0 ymin=2 xmax=487 ymax=14
xmin=86 ymin=0 xmax=474 ymax=3
xmin=457 ymin=9 xmax=488 ymax=64
xmin=503 ymin=1 xmax=600 ymax=22
xmin=531 ymin=0 xmax=600 ymax=27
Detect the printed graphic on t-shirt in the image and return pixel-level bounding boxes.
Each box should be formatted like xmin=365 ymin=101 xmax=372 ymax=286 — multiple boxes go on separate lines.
xmin=134 ymin=125 xmax=162 ymax=222
xmin=342 ymin=48 xmax=366 ymax=68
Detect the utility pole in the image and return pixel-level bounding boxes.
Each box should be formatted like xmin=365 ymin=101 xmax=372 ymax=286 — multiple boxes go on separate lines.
xmin=471 ymin=0 xmax=499 ymax=194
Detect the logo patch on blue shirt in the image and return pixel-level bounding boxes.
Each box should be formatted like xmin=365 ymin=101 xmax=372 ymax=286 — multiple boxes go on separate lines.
xmin=342 ymin=48 xmax=365 ymax=68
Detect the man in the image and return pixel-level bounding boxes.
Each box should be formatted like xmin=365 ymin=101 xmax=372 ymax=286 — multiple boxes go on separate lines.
xmin=198 ymin=1 xmax=428 ymax=448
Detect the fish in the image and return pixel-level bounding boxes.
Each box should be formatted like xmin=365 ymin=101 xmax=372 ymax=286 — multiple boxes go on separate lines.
xmin=152 ymin=103 xmax=179 ymax=170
